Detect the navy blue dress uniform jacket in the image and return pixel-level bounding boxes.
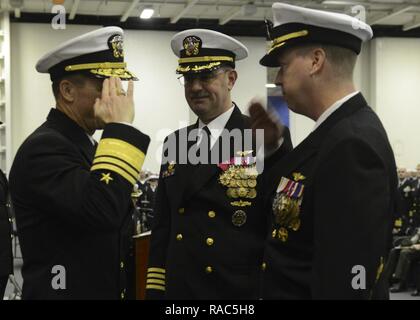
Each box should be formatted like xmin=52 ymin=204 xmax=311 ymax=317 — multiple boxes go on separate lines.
xmin=261 ymin=93 xmax=398 ymax=299
xmin=146 ymin=106 xmax=292 ymax=299
xmin=0 ymin=169 xmax=12 ymax=278
xmin=9 ymin=109 xmax=150 ymax=299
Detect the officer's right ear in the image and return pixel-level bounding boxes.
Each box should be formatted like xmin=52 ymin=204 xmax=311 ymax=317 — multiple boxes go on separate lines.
xmin=226 ymin=69 xmax=237 ymax=91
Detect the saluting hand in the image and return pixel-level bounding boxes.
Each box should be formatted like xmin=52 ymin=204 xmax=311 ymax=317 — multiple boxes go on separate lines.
xmin=94 ymin=76 xmax=135 ymax=126
xmin=248 ymin=100 xmax=285 ymax=151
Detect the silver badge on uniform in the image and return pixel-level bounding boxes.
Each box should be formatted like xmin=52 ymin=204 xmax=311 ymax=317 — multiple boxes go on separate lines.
xmin=232 ymin=210 xmax=247 ymax=227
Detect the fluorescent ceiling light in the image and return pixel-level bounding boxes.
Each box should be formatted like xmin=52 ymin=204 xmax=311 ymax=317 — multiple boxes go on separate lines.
xmin=140 ymin=8 xmax=154 ymax=19
xmin=265 ymin=84 xmax=276 ymax=88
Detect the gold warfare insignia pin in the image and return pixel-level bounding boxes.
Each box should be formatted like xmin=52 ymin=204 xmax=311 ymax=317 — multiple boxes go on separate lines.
xmin=237 ymin=150 xmax=253 ymax=157
xmin=100 ymin=172 xmax=113 ymax=185
xmin=183 ymin=36 xmax=202 ymax=56
xmin=108 ymin=34 xmax=124 ymax=58
xmin=292 ymin=172 xmax=306 ymax=182
xmin=230 ymin=200 xmax=252 ymax=207
xmin=232 ymin=210 xmax=247 ymax=227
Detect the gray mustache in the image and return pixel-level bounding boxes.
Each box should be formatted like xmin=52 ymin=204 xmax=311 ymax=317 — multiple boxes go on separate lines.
xmin=190 ymin=93 xmax=209 ymax=99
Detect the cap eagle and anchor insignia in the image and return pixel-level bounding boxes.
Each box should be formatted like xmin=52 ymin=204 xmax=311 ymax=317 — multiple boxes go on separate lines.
xmin=183 ymin=36 xmax=202 ymax=56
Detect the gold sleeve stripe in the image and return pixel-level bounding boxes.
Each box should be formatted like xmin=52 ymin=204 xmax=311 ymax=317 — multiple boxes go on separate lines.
xmin=147 ymin=273 xmax=165 ymax=280
xmin=178 ymin=56 xmax=233 ymax=64
xmin=146 ymin=284 xmax=165 ymax=291
xmin=95 ymin=138 xmax=145 ymax=172
xmin=91 ymin=163 xmax=137 ymax=186
xmin=93 ymin=156 xmax=139 ymax=178
xmin=147 ymin=267 xmax=166 ymax=274
xmin=375 ymin=257 xmax=384 ymax=281
xmin=147 ymin=279 xmax=165 ymax=285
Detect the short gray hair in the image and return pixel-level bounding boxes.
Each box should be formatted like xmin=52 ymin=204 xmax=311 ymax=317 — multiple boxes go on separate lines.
xmin=295 ymin=44 xmax=357 ymax=79
xmin=52 ymin=73 xmax=88 ymax=99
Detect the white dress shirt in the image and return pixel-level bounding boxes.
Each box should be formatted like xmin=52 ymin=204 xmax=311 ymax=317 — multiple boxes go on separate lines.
xmin=86 ymin=133 xmax=96 ymax=146
xmin=197 ymin=105 xmax=235 ymax=149
xmin=196 ymin=105 xmax=283 ymax=160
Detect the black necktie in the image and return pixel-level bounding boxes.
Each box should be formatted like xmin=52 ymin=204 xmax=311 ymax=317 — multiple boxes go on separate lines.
xmin=197 ymin=126 xmax=211 ymax=163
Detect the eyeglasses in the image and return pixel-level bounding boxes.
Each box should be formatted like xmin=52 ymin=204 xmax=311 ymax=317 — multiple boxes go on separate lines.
xmin=177 ymin=68 xmax=228 ymax=86
xmin=277 ymin=62 xmax=289 ymax=74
